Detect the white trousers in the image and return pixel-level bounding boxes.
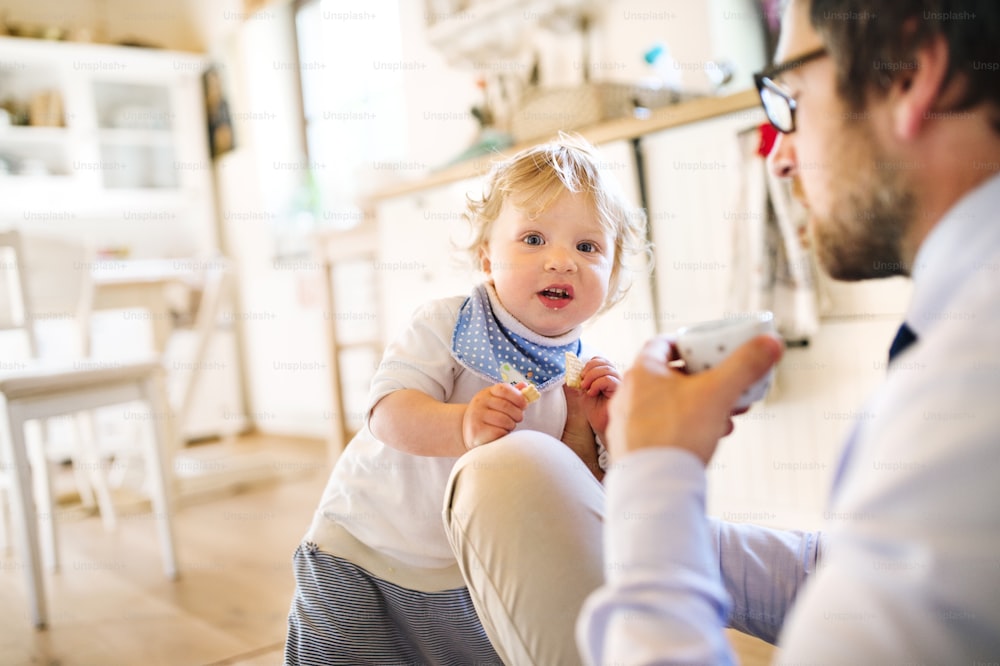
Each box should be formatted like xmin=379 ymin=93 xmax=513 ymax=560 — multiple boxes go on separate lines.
xmin=443 ymin=430 xmax=606 ymax=665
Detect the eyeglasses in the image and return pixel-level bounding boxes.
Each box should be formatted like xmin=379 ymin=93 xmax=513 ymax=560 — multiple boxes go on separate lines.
xmin=753 ymin=47 xmax=828 ymax=134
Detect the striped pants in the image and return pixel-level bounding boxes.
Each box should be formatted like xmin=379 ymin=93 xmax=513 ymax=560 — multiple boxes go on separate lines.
xmin=284 ymin=542 xmax=503 ymax=666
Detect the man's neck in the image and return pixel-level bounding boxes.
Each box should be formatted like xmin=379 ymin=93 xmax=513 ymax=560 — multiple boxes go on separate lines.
xmin=901 ymin=113 xmax=1000 ymax=267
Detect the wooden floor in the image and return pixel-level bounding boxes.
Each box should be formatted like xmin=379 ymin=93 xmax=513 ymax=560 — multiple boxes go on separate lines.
xmin=0 ymin=432 xmax=774 ymax=665
xmin=0 ymin=433 xmax=329 ymax=666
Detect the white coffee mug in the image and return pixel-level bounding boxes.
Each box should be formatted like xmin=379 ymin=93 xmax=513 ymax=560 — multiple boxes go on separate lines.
xmin=675 ymin=311 xmax=777 ymax=409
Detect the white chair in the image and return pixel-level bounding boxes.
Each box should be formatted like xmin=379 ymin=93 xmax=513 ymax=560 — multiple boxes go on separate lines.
xmin=167 ymin=257 xmax=233 ymax=440
xmin=0 ymin=231 xmax=122 ymax=559
xmin=0 ymin=229 xmax=179 ymax=628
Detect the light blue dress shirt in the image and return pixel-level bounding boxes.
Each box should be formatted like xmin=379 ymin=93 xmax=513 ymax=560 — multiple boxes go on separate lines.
xmin=578 ymin=173 xmax=1000 ymax=664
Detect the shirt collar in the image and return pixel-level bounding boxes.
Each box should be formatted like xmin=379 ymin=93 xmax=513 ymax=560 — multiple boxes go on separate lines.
xmin=906 ymin=172 xmax=1000 ymax=339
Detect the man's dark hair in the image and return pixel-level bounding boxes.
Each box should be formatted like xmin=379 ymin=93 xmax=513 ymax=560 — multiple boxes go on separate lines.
xmin=809 ymin=0 xmax=1000 ymax=129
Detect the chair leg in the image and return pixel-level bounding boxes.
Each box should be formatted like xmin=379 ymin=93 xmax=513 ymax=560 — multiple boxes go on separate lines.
xmin=0 ymin=481 xmax=9 ymax=553
xmin=63 ymin=417 xmax=99 ymax=510
xmin=26 ymin=424 xmax=59 ymax=573
xmin=3 ymin=404 xmax=48 ymax=628
xmin=141 ymin=374 xmax=179 ymax=579
xmin=73 ymin=412 xmax=117 ymax=533
xmin=70 ymin=454 xmax=97 ymax=509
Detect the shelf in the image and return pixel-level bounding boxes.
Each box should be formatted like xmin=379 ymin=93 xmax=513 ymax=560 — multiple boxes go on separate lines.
xmin=0 ymin=173 xmax=81 ymax=189
xmin=363 ymin=87 xmax=760 ymax=202
xmin=0 ymin=125 xmax=72 ymax=144
xmin=0 ymin=126 xmax=76 ymax=176
xmin=97 ymin=128 xmax=174 ymax=147
xmin=0 ymin=175 xmax=88 ymax=215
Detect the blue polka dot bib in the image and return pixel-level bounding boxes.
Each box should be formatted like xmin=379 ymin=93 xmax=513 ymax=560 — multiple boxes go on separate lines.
xmin=451 ymin=283 xmax=582 ymax=392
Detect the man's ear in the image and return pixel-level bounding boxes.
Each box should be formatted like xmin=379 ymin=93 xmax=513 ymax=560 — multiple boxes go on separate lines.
xmin=893 ymin=32 xmax=950 ymax=140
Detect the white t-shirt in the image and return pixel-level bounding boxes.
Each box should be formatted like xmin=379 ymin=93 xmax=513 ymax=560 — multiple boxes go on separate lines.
xmin=306 ymin=295 xmax=585 ymax=569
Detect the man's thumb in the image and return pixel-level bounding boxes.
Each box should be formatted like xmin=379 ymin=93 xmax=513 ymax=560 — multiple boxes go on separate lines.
xmin=710 ymin=335 xmax=783 ymax=406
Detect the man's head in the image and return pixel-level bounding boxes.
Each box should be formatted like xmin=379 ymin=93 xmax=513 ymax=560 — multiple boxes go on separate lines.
xmin=760 ymin=0 xmax=1000 ymax=280
xmin=809 ymin=0 xmax=1000 ymax=131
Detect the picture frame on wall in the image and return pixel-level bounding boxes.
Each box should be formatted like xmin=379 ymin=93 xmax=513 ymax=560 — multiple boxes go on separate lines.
xmin=204 ymin=65 xmax=235 ymax=159
xmin=758 ymin=0 xmax=782 ymax=62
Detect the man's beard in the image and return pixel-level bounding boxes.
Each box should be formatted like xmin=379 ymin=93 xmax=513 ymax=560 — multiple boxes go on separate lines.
xmin=811 ymin=121 xmax=916 ymax=281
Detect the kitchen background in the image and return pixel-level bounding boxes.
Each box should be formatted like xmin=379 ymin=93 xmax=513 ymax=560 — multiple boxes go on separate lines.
xmin=0 ymin=0 xmax=913 ymax=535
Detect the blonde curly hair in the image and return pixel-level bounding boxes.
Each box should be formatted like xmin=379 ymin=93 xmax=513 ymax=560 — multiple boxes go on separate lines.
xmin=464 ymin=133 xmax=651 ymax=313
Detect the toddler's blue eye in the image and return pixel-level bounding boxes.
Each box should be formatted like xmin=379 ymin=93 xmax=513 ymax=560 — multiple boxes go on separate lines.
xmin=523 ymin=234 xmax=544 ymax=246
xmin=577 ymin=241 xmax=597 ymax=253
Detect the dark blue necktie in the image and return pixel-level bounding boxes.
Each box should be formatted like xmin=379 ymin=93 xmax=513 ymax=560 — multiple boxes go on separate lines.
xmin=888 ymin=322 xmax=918 ymax=363
xmin=834 ymin=321 xmax=919 ymax=492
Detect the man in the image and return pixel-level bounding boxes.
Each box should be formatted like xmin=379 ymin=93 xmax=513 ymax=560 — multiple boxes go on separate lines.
xmin=577 ymin=0 xmax=1000 ymax=663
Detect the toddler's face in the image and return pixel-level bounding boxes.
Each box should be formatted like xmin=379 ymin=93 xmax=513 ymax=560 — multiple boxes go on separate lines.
xmin=482 ymin=190 xmax=613 ymax=337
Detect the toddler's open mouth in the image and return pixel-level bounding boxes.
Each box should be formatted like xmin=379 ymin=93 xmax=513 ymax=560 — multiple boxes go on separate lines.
xmin=538 ymin=285 xmax=574 ymax=309
xmin=540 ymin=287 xmax=572 ymax=300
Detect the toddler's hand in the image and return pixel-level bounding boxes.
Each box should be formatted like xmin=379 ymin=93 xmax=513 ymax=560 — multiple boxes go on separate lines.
xmin=572 ymin=356 xmax=621 ymax=440
xmin=463 ymin=383 xmax=528 ymax=449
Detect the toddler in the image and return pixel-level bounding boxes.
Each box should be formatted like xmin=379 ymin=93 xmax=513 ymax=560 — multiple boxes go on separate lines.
xmin=285 ymin=134 xmax=648 ymax=665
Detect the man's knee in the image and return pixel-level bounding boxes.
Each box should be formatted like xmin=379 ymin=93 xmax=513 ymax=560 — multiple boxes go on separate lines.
xmin=445 ymin=430 xmax=600 ymax=532
xmin=447 ymin=431 xmax=575 ymax=509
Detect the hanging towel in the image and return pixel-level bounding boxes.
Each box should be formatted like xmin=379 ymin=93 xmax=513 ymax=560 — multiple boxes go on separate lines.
xmin=730 ymin=123 xmax=820 ymax=344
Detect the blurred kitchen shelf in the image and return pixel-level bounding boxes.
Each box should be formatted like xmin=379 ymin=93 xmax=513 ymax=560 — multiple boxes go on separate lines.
xmin=0 ymin=35 xmax=217 ymax=258
xmin=363 ymin=87 xmax=760 ymax=203
xmin=0 ymin=124 xmax=73 ymax=143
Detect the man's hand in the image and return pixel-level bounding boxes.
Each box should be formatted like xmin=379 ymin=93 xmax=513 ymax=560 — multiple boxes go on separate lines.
xmin=607 ymin=335 xmax=783 ymax=465
xmin=463 ymin=383 xmax=529 ymax=449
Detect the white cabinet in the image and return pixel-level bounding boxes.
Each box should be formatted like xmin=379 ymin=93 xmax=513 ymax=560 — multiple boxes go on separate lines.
xmin=643 ymin=107 xmax=912 ymax=326
xmin=1 ymin=37 xmax=246 ymax=442
xmin=375 ymin=180 xmax=482 ymax=342
xmin=91 ymin=80 xmax=179 ymax=190
xmin=643 ymin=108 xmax=765 ymax=329
xmin=0 ymin=37 xmax=217 ymax=258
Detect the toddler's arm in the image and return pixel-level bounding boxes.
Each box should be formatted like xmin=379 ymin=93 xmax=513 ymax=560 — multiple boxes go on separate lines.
xmin=575 ymin=356 xmax=621 ymax=442
xmin=370 ymin=383 xmax=527 ymax=456
xmin=562 ymin=356 xmax=621 ymax=480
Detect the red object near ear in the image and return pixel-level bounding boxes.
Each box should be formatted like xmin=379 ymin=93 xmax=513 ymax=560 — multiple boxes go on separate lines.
xmin=757 ymin=122 xmax=778 ymax=157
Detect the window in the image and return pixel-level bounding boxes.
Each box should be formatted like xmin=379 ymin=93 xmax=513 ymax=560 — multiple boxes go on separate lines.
xmin=293 ymin=0 xmax=407 ymax=231
xmin=292 ymin=1 xmax=405 ymax=435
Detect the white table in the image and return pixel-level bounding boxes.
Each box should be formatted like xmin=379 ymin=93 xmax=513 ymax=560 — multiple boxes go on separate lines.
xmin=90 ymin=258 xmax=203 ymax=353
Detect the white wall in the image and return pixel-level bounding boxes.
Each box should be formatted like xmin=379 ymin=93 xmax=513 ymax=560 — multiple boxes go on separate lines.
xmin=396 ymin=2 xmax=483 ymax=178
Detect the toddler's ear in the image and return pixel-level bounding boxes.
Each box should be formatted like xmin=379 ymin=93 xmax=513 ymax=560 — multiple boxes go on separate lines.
xmin=479 ymin=246 xmax=492 ymax=275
